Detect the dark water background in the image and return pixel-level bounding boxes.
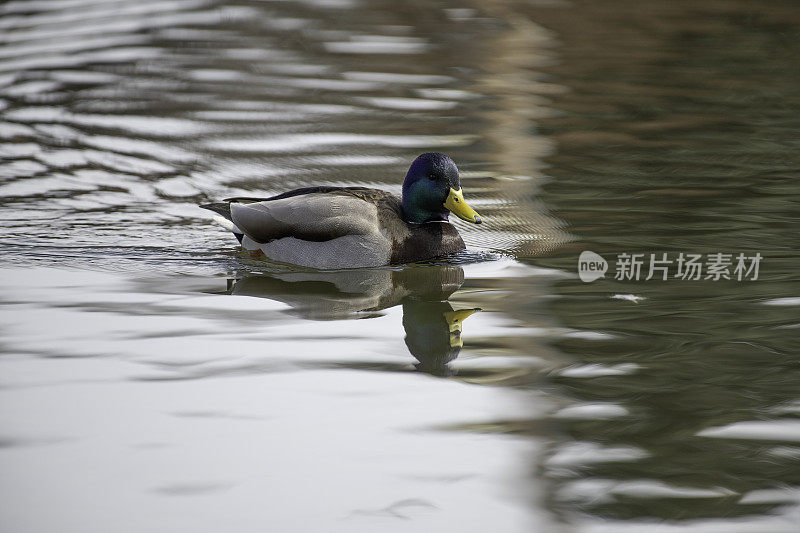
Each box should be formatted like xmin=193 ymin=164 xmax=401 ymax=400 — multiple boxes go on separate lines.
xmin=1 ymin=1 xmax=799 ymax=531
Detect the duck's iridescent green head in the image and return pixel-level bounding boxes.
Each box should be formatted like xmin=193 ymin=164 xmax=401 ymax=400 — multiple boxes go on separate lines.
xmin=401 ymin=153 xmax=482 ymax=225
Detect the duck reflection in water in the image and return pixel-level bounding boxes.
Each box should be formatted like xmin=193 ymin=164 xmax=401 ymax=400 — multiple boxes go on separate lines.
xmin=227 ymin=265 xmax=479 ymax=376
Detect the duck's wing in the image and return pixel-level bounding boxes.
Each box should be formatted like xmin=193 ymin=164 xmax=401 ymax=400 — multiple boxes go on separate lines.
xmin=200 ymin=187 xmax=406 ymax=267
xmin=227 ymin=188 xmax=399 ymax=244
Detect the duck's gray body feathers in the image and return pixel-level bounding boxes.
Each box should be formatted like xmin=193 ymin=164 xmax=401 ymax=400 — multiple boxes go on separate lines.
xmin=201 ymin=187 xmax=465 ymax=269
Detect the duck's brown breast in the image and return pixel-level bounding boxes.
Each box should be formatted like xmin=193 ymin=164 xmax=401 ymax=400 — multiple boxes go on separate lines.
xmin=389 ymin=222 xmax=465 ymax=264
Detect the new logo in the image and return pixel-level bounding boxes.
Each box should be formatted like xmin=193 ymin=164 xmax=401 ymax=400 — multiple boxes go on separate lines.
xmin=578 ymin=251 xmax=608 ymax=283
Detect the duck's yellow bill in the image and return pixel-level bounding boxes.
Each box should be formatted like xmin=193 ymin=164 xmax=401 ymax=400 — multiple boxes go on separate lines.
xmin=444 ymin=308 xmax=480 ymax=334
xmin=444 ymin=188 xmax=482 ymax=224
xmin=444 ymin=308 xmax=480 ymax=348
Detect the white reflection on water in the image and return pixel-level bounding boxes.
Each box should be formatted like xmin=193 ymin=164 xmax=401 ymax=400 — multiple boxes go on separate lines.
xmin=698 ymin=421 xmax=800 ymax=442
xmin=0 ymin=264 xmax=559 ymax=532
xmin=203 ymin=133 xmax=478 ymax=153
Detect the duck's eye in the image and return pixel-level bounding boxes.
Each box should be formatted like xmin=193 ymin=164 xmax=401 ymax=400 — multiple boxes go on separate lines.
xmin=427 ymin=174 xmax=436 ymax=180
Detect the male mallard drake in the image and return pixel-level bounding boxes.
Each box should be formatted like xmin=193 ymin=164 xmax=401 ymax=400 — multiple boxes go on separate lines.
xmin=200 ymin=152 xmax=482 ymax=269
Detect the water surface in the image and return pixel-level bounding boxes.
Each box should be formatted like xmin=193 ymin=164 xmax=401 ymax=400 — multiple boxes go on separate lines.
xmin=1 ymin=0 xmax=799 ymax=531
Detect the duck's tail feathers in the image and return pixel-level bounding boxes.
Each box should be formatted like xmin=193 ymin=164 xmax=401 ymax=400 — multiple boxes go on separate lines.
xmin=200 ymin=202 xmax=244 ymax=242
xmin=199 ymin=202 xmax=232 ymax=220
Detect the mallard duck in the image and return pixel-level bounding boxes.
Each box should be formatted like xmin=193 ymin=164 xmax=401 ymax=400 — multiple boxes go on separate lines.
xmin=200 ymin=152 xmax=483 ymax=269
